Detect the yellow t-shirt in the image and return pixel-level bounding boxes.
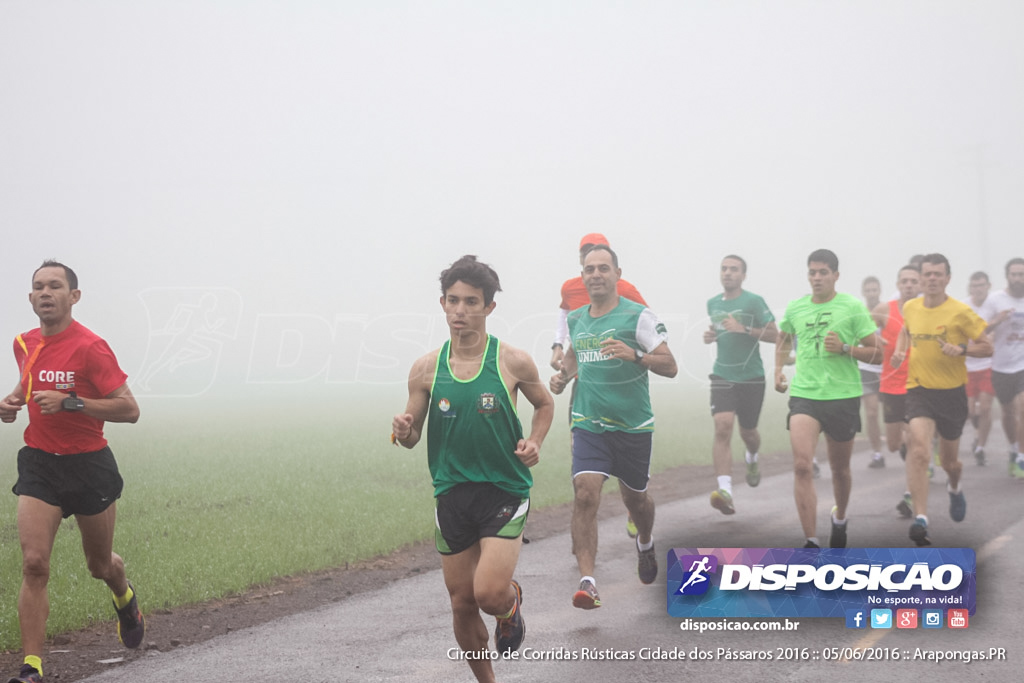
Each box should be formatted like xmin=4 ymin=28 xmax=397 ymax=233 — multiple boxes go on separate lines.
xmin=903 ymin=296 xmax=987 ymax=390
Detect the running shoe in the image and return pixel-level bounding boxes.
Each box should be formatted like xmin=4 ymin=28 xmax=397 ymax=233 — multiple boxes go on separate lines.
xmin=899 ymin=443 xmax=907 ymax=461
xmin=572 ymin=579 xmax=601 ymax=610
xmin=868 ymin=455 xmax=885 ymax=469
xmin=975 ymin=447 xmax=986 ymax=466
xmin=637 ymin=540 xmax=658 ymax=584
xmin=709 ymin=489 xmax=735 ymax=515
xmin=745 ymin=460 xmax=761 ymax=487
xmin=625 ymin=516 xmax=638 ymax=538
xmin=1013 ymin=460 xmax=1024 ymax=479
xmin=113 ymin=582 xmax=145 ymax=649
xmin=6 ymin=665 xmax=42 ymax=683
xmin=829 ymin=506 xmax=847 ymax=548
xmin=909 ymin=518 xmax=931 ymax=547
xmin=803 ymin=540 xmax=820 ymax=549
xmin=949 ymin=489 xmax=967 ymax=522
xmin=494 ymin=580 xmax=525 ymax=655
xmin=896 ymin=493 xmax=913 ymax=519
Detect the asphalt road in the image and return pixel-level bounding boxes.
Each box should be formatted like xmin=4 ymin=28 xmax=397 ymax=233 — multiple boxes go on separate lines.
xmin=79 ymin=438 xmax=1024 ymax=683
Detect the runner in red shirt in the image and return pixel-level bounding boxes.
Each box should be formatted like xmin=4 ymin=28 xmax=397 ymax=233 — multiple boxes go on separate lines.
xmin=1 ymin=261 xmax=145 ymax=683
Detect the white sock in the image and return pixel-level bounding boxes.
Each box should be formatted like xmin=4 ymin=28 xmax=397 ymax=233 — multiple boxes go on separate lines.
xmin=637 ymin=537 xmax=654 ymax=552
xmin=915 ymin=514 xmax=929 ymax=526
xmin=806 ymin=536 xmax=820 ymax=546
xmin=947 ymin=482 xmax=961 ymax=495
xmin=832 ymin=510 xmax=847 ymax=525
xmin=872 ymin=451 xmax=882 ymax=460
xmin=580 ymin=575 xmax=596 ymax=587
xmin=745 ymin=450 xmax=758 ymax=464
xmin=717 ymin=475 xmax=732 ymax=494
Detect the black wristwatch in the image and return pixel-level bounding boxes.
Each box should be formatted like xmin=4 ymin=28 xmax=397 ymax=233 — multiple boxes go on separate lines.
xmin=62 ymin=391 xmax=85 ymax=412
xmin=841 ymin=343 xmax=851 ymax=356
xmin=551 ymin=342 xmax=563 ymax=350
xmin=634 ymin=348 xmax=645 ymax=363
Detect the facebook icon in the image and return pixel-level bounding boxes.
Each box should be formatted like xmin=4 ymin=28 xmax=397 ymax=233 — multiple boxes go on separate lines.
xmin=845 ymin=609 xmax=866 ymax=629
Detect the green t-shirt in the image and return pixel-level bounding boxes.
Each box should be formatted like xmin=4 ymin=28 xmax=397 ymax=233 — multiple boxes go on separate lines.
xmin=707 ymin=290 xmax=775 ymax=381
xmin=427 ymin=335 xmax=529 ymax=498
xmin=779 ymin=292 xmax=876 ymax=400
xmin=568 ymin=297 xmax=669 ymax=433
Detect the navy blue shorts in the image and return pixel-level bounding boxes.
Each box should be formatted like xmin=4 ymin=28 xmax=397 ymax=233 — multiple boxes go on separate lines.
xmin=12 ymin=446 xmax=123 ymax=518
xmin=571 ymin=428 xmax=653 ymax=492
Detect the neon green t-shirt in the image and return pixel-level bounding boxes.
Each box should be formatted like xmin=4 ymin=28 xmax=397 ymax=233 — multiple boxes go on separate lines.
xmin=779 ymin=292 xmax=876 ymax=400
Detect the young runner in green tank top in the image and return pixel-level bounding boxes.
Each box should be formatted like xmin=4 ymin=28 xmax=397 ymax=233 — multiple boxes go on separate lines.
xmin=392 ymin=256 xmax=553 ymax=683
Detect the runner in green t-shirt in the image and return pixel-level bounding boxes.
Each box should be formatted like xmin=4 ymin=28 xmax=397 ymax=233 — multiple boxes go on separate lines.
xmin=703 ymin=255 xmax=778 ymax=516
xmin=775 ymin=249 xmax=880 ymax=549
xmin=550 ymin=245 xmax=677 ymax=611
xmin=392 ymin=256 xmax=553 ymax=682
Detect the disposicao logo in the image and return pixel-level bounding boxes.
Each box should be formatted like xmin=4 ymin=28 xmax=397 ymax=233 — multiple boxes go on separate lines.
xmin=667 ymin=548 xmax=975 ymax=620
xmin=676 ymin=555 xmax=718 ymax=595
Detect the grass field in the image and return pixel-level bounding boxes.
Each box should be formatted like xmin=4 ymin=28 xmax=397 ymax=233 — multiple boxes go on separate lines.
xmin=0 ymin=385 xmax=790 ymax=650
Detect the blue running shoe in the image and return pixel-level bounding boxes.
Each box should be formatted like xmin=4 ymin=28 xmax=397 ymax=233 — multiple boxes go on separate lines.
xmin=949 ymin=489 xmax=967 ymax=522
xmin=909 ymin=518 xmax=931 ymax=546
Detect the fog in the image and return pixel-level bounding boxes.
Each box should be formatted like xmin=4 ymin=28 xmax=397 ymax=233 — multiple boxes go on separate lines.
xmin=2 ymin=1 xmax=1021 ymax=401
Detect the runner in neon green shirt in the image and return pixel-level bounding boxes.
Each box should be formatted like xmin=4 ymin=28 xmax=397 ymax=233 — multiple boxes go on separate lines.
xmin=775 ymin=249 xmax=880 ymax=549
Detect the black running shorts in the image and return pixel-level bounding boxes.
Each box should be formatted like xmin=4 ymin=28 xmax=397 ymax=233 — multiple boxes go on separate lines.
xmin=12 ymin=446 xmax=123 ymax=518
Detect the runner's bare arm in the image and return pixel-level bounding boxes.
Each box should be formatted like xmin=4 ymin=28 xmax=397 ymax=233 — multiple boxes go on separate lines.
xmin=31 ymin=383 xmax=140 ymax=422
xmin=963 ymin=332 xmax=993 ymax=358
xmin=550 ymin=344 xmax=577 ymax=395
xmin=890 ymin=327 xmax=910 ymax=369
xmin=774 ymin=331 xmax=793 ymax=393
xmin=638 ymin=341 xmax=677 ymax=378
xmin=503 ymin=346 xmax=554 ymax=467
xmin=392 ymin=353 xmax=434 ymax=448
xmin=871 ymin=300 xmax=889 ymax=329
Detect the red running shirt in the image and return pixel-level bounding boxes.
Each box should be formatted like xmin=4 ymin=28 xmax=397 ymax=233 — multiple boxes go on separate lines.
xmin=13 ymin=321 xmax=128 ymax=455
xmin=880 ymin=299 xmax=910 ymax=395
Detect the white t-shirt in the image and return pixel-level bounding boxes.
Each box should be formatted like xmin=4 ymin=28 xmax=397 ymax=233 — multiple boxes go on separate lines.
xmin=979 ymin=290 xmax=1024 ymax=373
xmin=966 ymin=296 xmax=993 ymax=373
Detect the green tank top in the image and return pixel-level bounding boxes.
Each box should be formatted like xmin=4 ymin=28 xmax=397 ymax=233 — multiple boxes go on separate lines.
xmin=427 ymin=335 xmax=529 ymax=497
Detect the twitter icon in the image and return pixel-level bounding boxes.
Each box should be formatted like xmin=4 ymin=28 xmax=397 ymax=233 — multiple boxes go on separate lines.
xmin=870 ymin=609 xmax=892 ymax=629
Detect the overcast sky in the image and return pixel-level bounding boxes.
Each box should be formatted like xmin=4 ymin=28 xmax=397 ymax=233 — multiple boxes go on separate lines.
xmin=1 ymin=1 xmax=1021 ymax=398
